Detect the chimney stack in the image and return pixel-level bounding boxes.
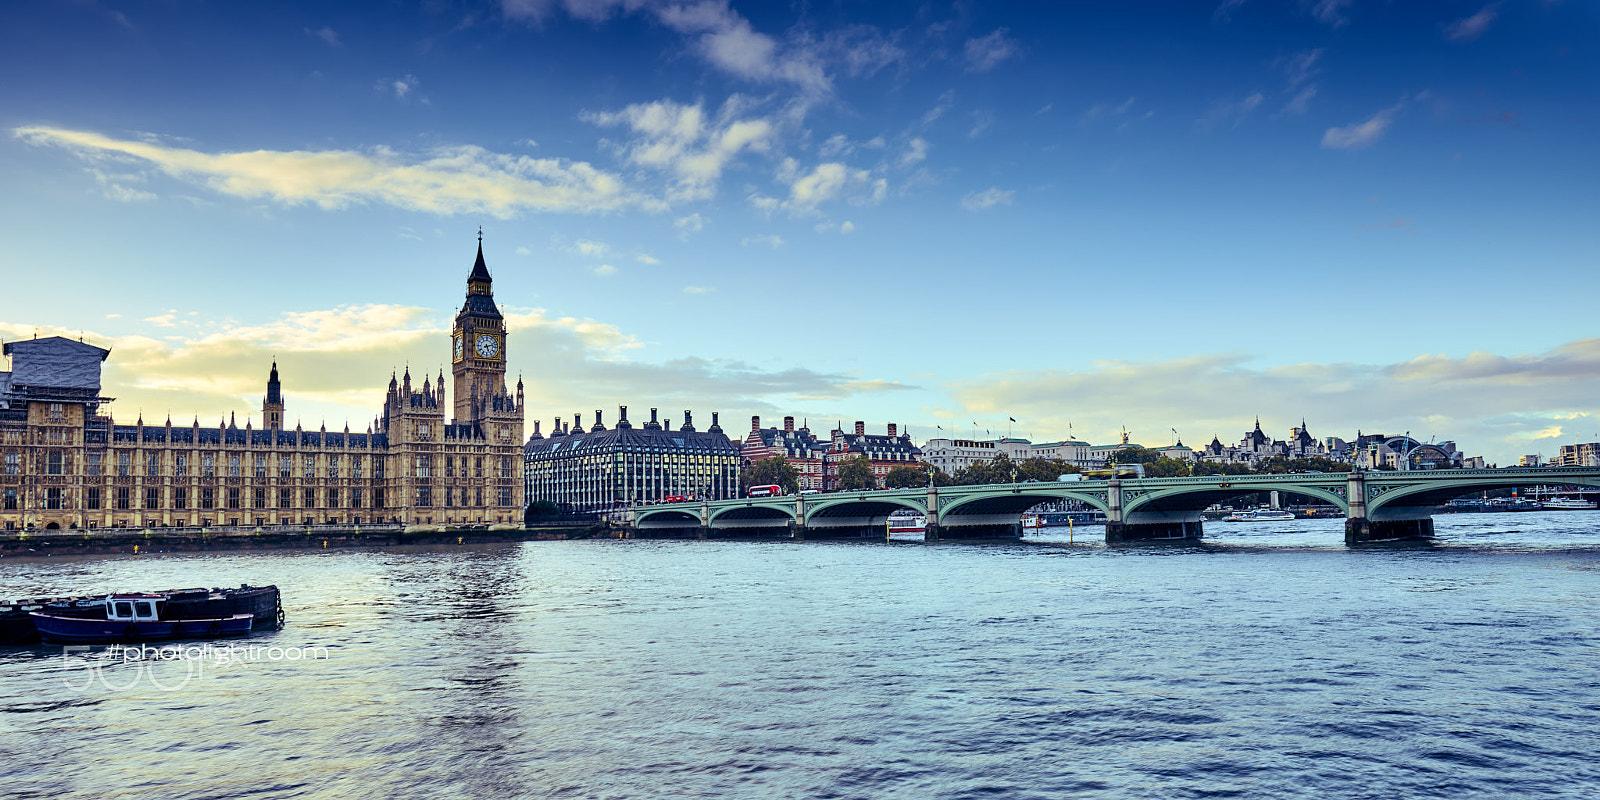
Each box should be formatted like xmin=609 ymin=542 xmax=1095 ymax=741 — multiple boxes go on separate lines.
xmin=681 ymin=410 xmax=694 ymax=431
xmin=709 ymin=412 xmax=723 ymax=434
xmin=752 ymin=415 xmax=761 ymax=431
xmin=592 ymin=409 xmax=605 ymax=432
xmin=646 ymin=408 xmax=661 ymax=430
xmin=855 ymin=420 xmax=865 ymax=436
xmin=784 ymin=416 xmax=795 ymax=432
xmin=573 ymin=413 xmax=582 ymax=434
xmin=887 ymin=423 xmax=897 ymax=437
xmin=617 ymin=405 xmax=632 ymax=429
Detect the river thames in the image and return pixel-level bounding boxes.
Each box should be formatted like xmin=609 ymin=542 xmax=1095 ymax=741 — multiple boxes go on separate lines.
xmin=3 ymin=512 xmax=1598 ymax=799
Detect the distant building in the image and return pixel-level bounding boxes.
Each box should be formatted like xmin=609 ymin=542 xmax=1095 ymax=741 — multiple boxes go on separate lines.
xmin=1556 ymin=442 xmax=1600 ymax=467
xmin=741 ymin=415 xmax=828 ymax=490
xmin=1519 ymin=454 xmax=1544 ymax=468
xmin=1027 ymin=439 xmax=1095 ymax=467
xmin=823 ymin=421 xmax=921 ymax=489
xmin=919 ymin=438 xmax=1000 ymax=474
xmin=1158 ymin=440 xmax=1196 ymax=462
xmin=523 ymin=407 xmax=738 ymax=511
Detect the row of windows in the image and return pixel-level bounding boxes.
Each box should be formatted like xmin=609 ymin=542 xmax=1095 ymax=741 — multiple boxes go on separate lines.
xmin=413 ymin=486 xmax=514 ymax=507
xmin=0 ymin=450 xmax=387 ymax=479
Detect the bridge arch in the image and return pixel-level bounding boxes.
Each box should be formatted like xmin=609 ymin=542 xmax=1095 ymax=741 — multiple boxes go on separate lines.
xmin=1123 ymin=482 xmax=1349 ymax=515
xmin=708 ymin=502 xmax=796 ymax=530
xmin=1366 ymin=471 xmax=1600 ymax=517
xmin=938 ymin=487 xmax=1109 ymax=519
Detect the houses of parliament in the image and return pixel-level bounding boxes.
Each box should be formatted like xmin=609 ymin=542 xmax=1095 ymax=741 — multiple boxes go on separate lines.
xmin=0 ymin=240 xmax=525 ymax=531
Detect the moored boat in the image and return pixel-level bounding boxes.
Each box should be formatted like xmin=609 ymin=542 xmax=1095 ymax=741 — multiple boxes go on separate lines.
xmin=1 ymin=584 xmax=281 ymax=645
xmin=887 ymin=512 xmax=927 ymax=534
xmin=1223 ymin=508 xmax=1297 ymax=522
xmin=1543 ymin=497 xmax=1598 ymax=510
xmin=31 ymin=594 xmax=254 ymax=644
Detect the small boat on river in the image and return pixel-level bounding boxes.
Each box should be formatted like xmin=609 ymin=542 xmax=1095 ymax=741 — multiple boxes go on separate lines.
xmin=31 ymin=594 xmax=254 ymax=644
xmin=887 ymin=512 xmax=927 ymax=534
xmin=1223 ymin=508 xmax=1297 ymax=522
xmin=1542 ymin=497 xmax=1598 ymax=510
xmin=1 ymin=585 xmax=281 ymax=645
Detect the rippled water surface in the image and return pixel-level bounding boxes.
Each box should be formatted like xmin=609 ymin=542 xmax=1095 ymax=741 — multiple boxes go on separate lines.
xmin=4 ymin=511 xmax=1600 ymax=799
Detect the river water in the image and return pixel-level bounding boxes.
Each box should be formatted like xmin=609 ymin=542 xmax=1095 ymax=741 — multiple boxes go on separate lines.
xmin=3 ymin=511 xmax=1598 ymax=799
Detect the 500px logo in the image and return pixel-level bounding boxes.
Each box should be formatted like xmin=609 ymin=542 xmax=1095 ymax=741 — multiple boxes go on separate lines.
xmin=60 ymin=643 xmax=329 ymax=691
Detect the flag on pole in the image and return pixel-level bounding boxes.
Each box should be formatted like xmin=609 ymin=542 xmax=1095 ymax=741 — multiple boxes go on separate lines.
xmin=1009 ymin=417 xmax=1017 ymax=422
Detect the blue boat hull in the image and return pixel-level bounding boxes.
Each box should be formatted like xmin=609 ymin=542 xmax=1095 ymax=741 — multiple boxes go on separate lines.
xmin=30 ymin=612 xmax=254 ymax=644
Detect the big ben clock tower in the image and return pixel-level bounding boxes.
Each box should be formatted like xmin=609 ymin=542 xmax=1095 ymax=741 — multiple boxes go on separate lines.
xmin=451 ymin=230 xmax=508 ymax=423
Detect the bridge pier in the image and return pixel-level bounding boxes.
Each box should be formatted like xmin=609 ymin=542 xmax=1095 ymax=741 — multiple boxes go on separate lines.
xmin=1345 ymin=517 xmax=1434 ymax=545
xmin=1105 ymin=520 xmax=1204 ymax=543
xmin=1344 ymin=471 xmax=1434 ymax=546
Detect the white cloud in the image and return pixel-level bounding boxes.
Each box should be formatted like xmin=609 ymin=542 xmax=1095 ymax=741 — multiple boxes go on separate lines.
xmin=16 ymin=126 xmax=648 ymax=218
xmin=391 ymin=75 xmax=419 ymax=100
xmin=1279 ymin=48 xmax=1322 ymax=89
xmin=921 ymin=90 xmax=955 ymax=124
xmin=516 ymin=246 xmax=532 ymax=255
xmin=593 ymin=264 xmax=617 ymax=276
xmin=306 ymin=26 xmax=340 ymax=46
xmin=104 ymin=183 xmax=156 ymax=203
xmin=967 ymin=110 xmax=994 ymax=139
xmin=504 ymin=0 xmax=831 ymax=101
xmin=585 ymin=97 xmax=773 ymax=202
xmin=840 ymin=220 xmax=854 ymax=234
xmin=1084 ymin=96 xmax=1137 ymax=122
xmin=961 ymin=187 xmax=1014 ymax=211
xmin=814 ymin=220 xmax=856 ymax=234
xmin=1311 ymin=0 xmax=1353 ymax=27
xmin=682 ymin=286 xmax=715 ymax=294
xmin=1322 ymin=102 xmax=1403 ymax=150
xmin=1213 ymin=0 xmax=1248 ymax=22
xmin=740 ymin=234 xmax=784 ymax=248
xmin=573 ymin=239 xmax=608 ymax=257
xmin=964 ymin=29 xmax=1020 ymax=73
xmin=635 ymin=253 xmax=660 ymax=264
xmin=1282 ymin=85 xmax=1318 ymax=116
xmin=948 ymin=338 xmax=1600 ymax=466
xmin=674 ymin=212 xmax=705 ymax=233
xmin=1445 ymin=5 xmax=1499 ymax=42
xmin=1197 ymin=92 xmax=1264 ymax=130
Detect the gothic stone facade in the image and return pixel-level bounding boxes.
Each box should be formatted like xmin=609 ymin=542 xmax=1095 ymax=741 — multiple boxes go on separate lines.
xmin=0 ymin=242 xmax=524 ymax=531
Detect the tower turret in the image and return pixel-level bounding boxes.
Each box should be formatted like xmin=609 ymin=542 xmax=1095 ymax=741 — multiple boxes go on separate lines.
xmin=262 ymin=360 xmax=285 ymax=430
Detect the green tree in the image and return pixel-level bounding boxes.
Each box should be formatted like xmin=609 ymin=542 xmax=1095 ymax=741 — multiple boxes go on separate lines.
xmin=1192 ymin=461 xmax=1254 ymax=476
xmin=1015 ymin=457 xmax=1081 ymax=482
xmin=883 ymin=464 xmax=935 ymax=488
xmin=1140 ymin=457 xmax=1194 ymax=478
xmin=954 ymin=453 xmax=1015 ymax=485
xmin=527 ymin=499 xmax=561 ymax=517
xmin=741 ymin=456 xmax=800 ymax=494
xmin=836 ymin=455 xmax=878 ymax=490
xmin=1111 ymin=446 xmax=1167 ymax=465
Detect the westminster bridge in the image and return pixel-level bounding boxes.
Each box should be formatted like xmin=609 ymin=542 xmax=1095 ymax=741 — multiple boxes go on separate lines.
xmin=622 ymin=467 xmax=1600 ymax=546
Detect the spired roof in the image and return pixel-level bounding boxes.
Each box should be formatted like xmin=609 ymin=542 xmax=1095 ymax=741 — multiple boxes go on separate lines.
xmin=3 ymin=337 xmax=110 ymax=393
xmin=469 ymin=239 xmax=492 ymax=284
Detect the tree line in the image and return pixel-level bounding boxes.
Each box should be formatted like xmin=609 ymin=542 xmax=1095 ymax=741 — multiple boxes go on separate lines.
xmin=740 ymin=450 xmax=1355 ymax=495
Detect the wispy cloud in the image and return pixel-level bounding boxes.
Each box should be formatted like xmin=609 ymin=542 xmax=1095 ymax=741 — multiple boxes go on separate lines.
xmin=964 ymin=29 xmax=1020 ymax=73
xmin=900 ymin=137 xmax=929 ymax=166
xmin=674 ymin=212 xmax=705 ymax=234
xmin=1310 ymin=0 xmax=1354 ymax=28
xmin=1445 ymin=4 xmax=1499 ymax=42
xmin=305 ymin=26 xmax=340 ymax=46
xmin=593 ymin=264 xmax=617 ymax=276
xmin=948 ymin=337 xmax=1600 ymax=465
xmin=682 ymin=286 xmax=715 ymax=294
xmin=16 ymin=126 xmax=649 ymax=218
xmin=961 ymin=187 xmax=1014 ymax=211
xmin=740 ymin=234 xmax=784 ymax=248
xmin=584 ymin=97 xmax=773 ymax=203
xmin=1322 ymin=101 xmax=1403 ymax=149
xmin=1197 ymin=92 xmax=1264 ymax=130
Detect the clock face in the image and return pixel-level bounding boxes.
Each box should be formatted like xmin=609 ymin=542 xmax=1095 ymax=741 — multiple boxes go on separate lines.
xmin=454 ymin=336 xmax=464 ymax=360
xmin=475 ymin=334 xmax=499 ymax=358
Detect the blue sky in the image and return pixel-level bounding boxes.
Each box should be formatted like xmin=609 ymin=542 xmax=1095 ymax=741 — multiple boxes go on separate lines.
xmin=2 ymin=0 xmax=1597 ymax=463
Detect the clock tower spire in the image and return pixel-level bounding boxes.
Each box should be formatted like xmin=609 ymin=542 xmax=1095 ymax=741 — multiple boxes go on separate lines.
xmin=451 ymin=232 xmax=507 ymax=424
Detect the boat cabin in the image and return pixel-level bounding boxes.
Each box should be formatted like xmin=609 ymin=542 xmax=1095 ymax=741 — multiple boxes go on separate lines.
xmin=107 ymin=594 xmax=164 ymax=622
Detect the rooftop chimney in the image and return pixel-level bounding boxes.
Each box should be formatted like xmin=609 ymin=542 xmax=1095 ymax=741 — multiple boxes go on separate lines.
xmin=887 ymin=423 xmax=897 ymax=437
xmin=591 ymin=409 xmax=605 ymax=432
xmin=617 ymin=405 xmax=632 ymax=429
xmin=708 ymin=412 xmax=723 ymax=434
xmin=784 ymin=416 xmax=795 ymax=432
xmin=681 ymin=410 xmax=695 ymax=432
xmin=855 ymin=420 xmax=866 ymax=436
xmin=752 ymin=415 xmax=761 ymax=431
xmin=573 ymin=413 xmax=582 ymax=434
xmin=645 ymin=408 xmax=662 ymax=431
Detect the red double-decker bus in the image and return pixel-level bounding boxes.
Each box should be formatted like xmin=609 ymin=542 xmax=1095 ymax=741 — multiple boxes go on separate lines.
xmin=747 ymin=484 xmax=782 ymax=498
